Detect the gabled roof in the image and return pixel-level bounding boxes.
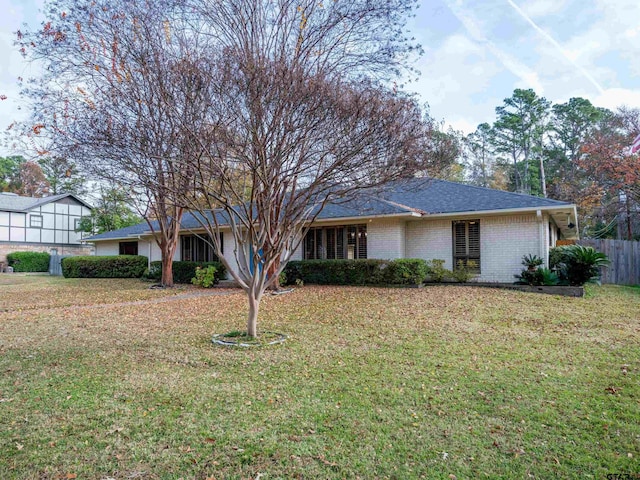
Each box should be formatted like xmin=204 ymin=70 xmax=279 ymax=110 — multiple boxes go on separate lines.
xmin=0 ymin=192 xmax=92 ymax=212
xmin=87 ymin=178 xmax=574 ymax=241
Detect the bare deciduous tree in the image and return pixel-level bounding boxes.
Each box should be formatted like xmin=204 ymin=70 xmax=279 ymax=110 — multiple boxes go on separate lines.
xmin=19 ymin=0 xmax=205 ymax=286
xmin=167 ymin=0 xmax=426 ymax=336
xmin=23 ymin=0 xmax=427 ymax=336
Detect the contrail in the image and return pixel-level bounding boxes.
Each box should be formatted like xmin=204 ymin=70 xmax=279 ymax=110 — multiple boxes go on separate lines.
xmin=443 ymin=0 xmax=545 ymax=93
xmin=505 ymin=0 xmax=605 ymax=94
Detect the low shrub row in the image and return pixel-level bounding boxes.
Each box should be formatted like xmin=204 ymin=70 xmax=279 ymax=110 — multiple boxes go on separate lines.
xmin=425 ymin=259 xmax=478 ymax=283
xmin=62 ymin=255 xmax=147 ymax=278
xmin=147 ymin=260 xmax=227 ymax=284
xmin=283 ymin=259 xmax=429 ymax=286
xmin=6 ymin=251 xmax=50 ymax=272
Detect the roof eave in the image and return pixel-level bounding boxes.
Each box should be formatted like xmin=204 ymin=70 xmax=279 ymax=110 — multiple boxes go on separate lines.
xmin=414 ymin=204 xmax=575 ymax=219
xmin=312 ymin=211 xmax=422 ymax=224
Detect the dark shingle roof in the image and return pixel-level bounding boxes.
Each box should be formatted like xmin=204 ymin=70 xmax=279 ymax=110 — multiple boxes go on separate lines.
xmin=87 ymin=178 xmax=573 ymax=241
xmin=0 ymin=192 xmax=92 ymax=212
xmin=378 ymin=178 xmax=571 ymax=214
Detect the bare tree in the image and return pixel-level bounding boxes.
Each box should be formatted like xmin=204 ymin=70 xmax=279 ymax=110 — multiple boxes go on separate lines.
xmin=164 ymin=0 xmax=425 ymax=337
xmin=22 ymin=0 xmax=425 ymax=336
xmin=19 ymin=0 xmax=204 ymax=286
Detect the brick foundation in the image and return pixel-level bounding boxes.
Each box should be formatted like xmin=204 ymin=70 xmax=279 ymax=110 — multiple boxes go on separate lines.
xmin=0 ymin=242 xmax=94 ymax=263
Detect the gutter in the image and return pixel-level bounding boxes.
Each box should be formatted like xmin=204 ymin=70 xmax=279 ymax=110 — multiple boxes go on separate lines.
xmin=414 ymin=204 xmax=575 ymax=219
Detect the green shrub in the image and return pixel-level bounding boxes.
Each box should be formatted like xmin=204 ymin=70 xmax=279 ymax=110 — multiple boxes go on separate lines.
xmin=62 ymin=255 xmax=147 ymax=278
xmin=549 ymin=245 xmax=609 ymax=286
xmin=521 ymin=254 xmax=544 ymax=270
xmin=148 ymin=260 xmax=227 ymax=284
xmin=539 ymin=268 xmax=560 ymax=286
xmin=451 ymin=259 xmax=478 ymax=283
xmin=283 ymin=259 xmax=428 ymax=286
xmin=426 ymin=259 xmax=451 ymax=283
xmin=381 ymin=258 xmax=430 ymax=285
xmin=515 ymin=266 xmax=559 ymax=286
xmin=191 ymin=266 xmax=218 ymax=288
xmin=6 ymin=251 xmax=50 ymax=272
xmin=565 ymin=245 xmax=609 ymax=286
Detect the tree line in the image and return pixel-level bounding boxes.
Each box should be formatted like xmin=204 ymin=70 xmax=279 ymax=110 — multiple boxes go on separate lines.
xmin=461 ymin=89 xmax=640 ymax=240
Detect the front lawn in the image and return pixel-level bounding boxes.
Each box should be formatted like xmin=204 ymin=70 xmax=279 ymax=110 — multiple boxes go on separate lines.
xmin=0 ymin=276 xmax=638 ymax=479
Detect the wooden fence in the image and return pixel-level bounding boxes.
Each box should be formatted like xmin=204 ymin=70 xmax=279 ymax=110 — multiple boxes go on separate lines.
xmin=577 ymin=239 xmax=640 ymax=286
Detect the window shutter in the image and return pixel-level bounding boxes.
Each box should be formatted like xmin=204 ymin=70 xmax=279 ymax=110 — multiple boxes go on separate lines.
xmin=468 ymin=221 xmax=480 ymax=258
xmin=454 ymin=222 xmax=467 ymax=257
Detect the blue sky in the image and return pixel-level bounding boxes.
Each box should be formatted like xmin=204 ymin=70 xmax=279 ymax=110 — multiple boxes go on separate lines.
xmin=1 ymin=0 xmax=639 ymax=155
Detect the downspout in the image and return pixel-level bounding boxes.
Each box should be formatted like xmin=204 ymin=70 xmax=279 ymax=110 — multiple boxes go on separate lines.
xmin=536 ymin=210 xmax=547 ymax=267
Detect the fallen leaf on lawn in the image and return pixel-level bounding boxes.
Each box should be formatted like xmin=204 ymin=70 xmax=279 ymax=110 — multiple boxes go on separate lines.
xmin=315 ymin=455 xmax=337 ymax=467
xmin=15 ymin=443 xmax=23 ymax=450
xmin=204 ymin=438 xmax=216 ymax=444
xmin=66 ymin=474 xmax=77 ymax=479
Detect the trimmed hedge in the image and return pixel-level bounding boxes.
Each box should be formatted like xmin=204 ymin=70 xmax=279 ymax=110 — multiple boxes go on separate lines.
xmin=148 ymin=260 xmax=227 ymax=284
xmin=283 ymin=259 xmax=429 ymax=286
xmin=62 ymin=255 xmax=148 ymax=278
xmin=6 ymin=251 xmax=50 ymax=272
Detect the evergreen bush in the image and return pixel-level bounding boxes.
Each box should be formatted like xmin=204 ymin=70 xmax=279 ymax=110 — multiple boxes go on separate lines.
xmin=148 ymin=260 xmax=226 ymax=284
xmin=283 ymin=259 xmax=428 ymax=286
xmin=62 ymin=255 xmax=147 ymax=278
xmin=6 ymin=251 xmax=50 ymax=272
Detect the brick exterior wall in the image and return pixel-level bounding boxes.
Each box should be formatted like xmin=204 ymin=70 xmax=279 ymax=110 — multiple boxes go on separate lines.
xmin=406 ymin=219 xmax=453 ymax=267
xmin=405 ymin=213 xmax=543 ymax=282
xmin=479 ymin=214 xmax=540 ymax=282
xmin=0 ymin=242 xmax=94 ymax=263
xmin=89 ymin=213 xmax=550 ymax=283
xmin=368 ymin=218 xmax=405 ymax=259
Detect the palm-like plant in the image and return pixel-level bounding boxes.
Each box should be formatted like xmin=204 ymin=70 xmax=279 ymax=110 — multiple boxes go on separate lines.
xmin=565 ymin=245 xmax=610 ymax=286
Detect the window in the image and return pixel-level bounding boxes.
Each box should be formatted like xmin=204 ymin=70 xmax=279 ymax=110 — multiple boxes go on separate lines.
xmin=452 ymin=220 xmax=480 ymax=272
xmin=180 ymin=234 xmax=223 ymax=262
xmin=30 ymin=215 xmax=43 ymax=228
xmin=303 ymin=224 xmax=367 ymax=260
xmin=119 ymin=241 xmax=138 ymax=255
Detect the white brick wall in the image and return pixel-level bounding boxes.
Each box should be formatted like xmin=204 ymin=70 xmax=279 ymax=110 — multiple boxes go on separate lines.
xmin=95 ymin=241 xmax=120 ymax=256
xmin=367 ymin=218 xmax=405 ymax=259
xmin=94 ymin=239 xmax=179 ymax=262
xmin=406 ymin=219 xmax=453 ymax=268
xmin=404 ymin=214 xmax=544 ymax=283
xmin=479 ymin=214 xmax=540 ymax=282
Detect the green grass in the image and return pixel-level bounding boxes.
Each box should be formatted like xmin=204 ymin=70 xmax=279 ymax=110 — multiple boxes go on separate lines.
xmin=0 ymin=276 xmax=639 ymax=479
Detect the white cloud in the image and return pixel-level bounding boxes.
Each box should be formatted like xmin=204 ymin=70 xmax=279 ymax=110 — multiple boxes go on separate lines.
xmin=520 ymin=0 xmax=568 ymax=18
xmin=593 ymin=88 xmax=640 ymax=111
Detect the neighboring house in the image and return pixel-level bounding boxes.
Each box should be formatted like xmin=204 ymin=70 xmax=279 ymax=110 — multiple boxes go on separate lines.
xmin=86 ymin=178 xmax=578 ymax=283
xmin=0 ymin=192 xmax=93 ymax=263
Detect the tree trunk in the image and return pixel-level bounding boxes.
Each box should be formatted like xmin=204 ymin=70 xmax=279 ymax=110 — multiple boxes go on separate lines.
xmin=161 ymin=249 xmax=174 ymax=287
xmin=266 ymin=259 xmax=281 ymax=291
xmin=247 ymin=290 xmax=261 ymax=338
xmin=539 ymin=153 xmax=547 ymax=198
